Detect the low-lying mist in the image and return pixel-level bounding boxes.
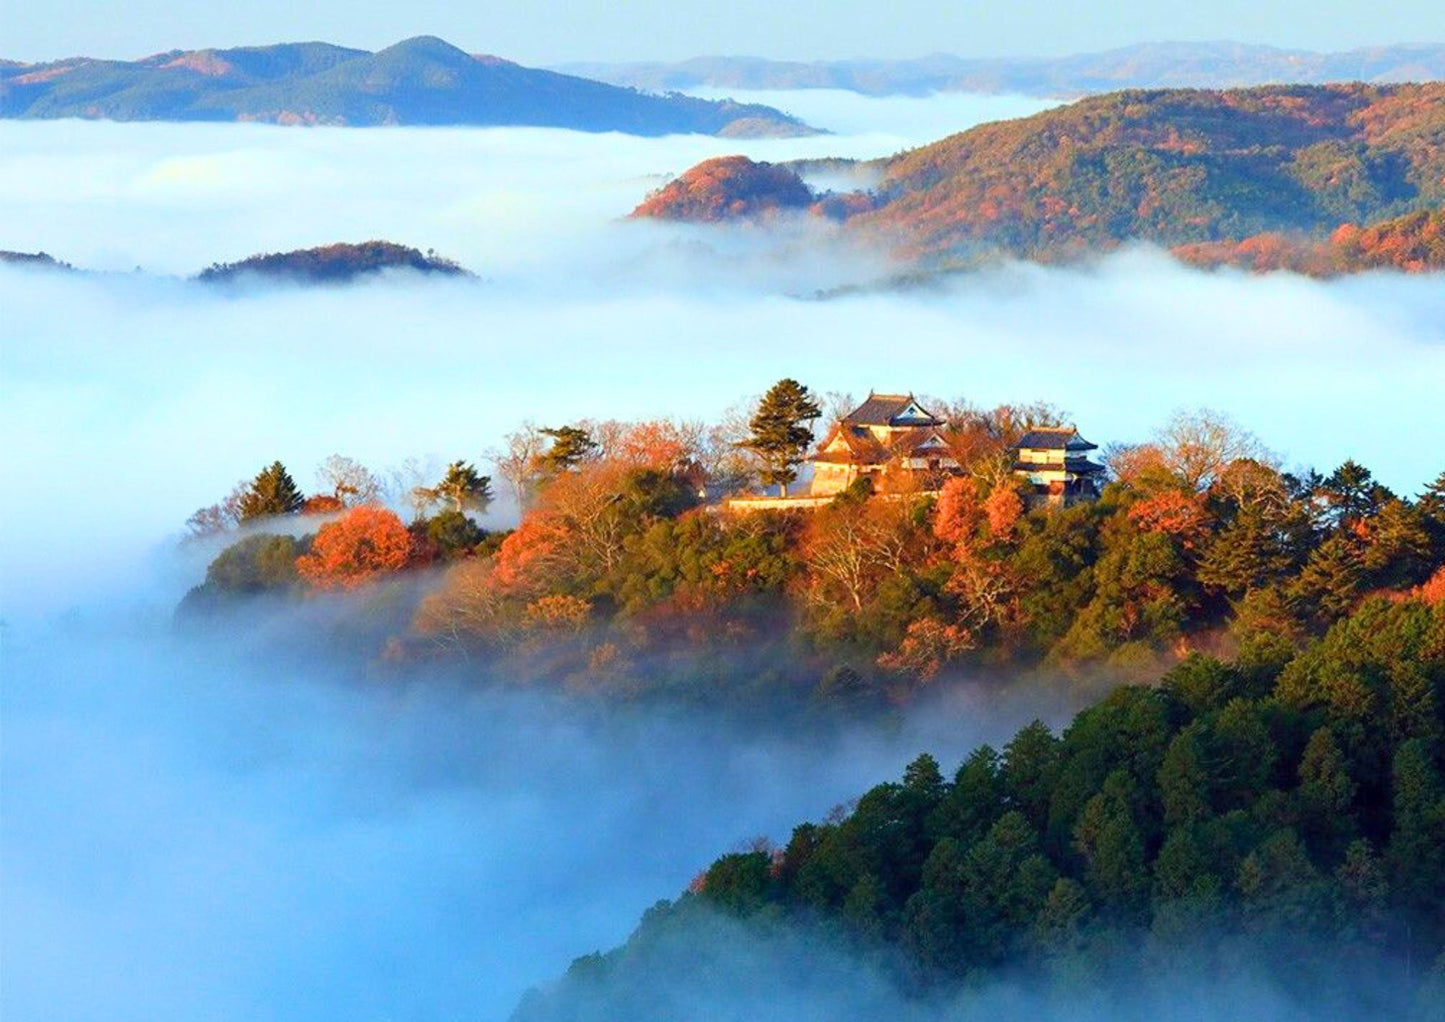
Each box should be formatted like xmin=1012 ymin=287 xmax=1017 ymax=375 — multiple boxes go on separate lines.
xmin=2 ymin=593 xmax=1088 ymax=1022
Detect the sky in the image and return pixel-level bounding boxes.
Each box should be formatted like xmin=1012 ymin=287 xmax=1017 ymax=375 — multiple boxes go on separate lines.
xmin=1 ymin=0 xmax=1438 ymax=64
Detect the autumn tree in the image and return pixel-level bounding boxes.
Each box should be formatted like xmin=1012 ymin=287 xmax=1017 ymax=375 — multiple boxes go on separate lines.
xmin=238 ymin=461 xmax=305 ymax=521
xmin=295 ymin=506 xmax=415 ymax=590
xmin=744 ymin=378 xmax=821 ymax=497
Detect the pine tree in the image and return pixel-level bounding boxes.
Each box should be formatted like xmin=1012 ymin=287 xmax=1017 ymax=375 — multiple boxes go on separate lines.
xmin=427 ymin=460 xmax=493 ymax=514
xmin=537 ymin=426 xmax=599 ymax=474
xmin=238 ymin=461 xmax=305 ymax=521
xmin=1297 ymin=726 xmax=1357 ymax=862
xmin=744 ymin=378 xmax=821 ymax=497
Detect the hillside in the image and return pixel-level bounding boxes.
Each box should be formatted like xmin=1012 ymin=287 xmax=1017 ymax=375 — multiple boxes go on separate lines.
xmin=1174 ymin=205 xmax=1445 ymax=275
xmin=196 ymin=241 xmax=470 ymax=284
xmin=561 ymin=41 xmax=1445 ymax=98
xmin=0 ymin=36 xmax=815 ymax=136
xmin=517 ymin=595 xmax=1445 ymax=1020
xmin=630 ymin=156 xmax=816 ymax=220
xmin=634 ymin=83 xmax=1445 ymax=262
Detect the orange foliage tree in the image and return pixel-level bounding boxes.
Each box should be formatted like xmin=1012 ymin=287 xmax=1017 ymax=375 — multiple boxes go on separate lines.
xmin=1127 ymin=490 xmax=1213 ymax=550
xmin=296 ymin=506 xmax=415 ymax=590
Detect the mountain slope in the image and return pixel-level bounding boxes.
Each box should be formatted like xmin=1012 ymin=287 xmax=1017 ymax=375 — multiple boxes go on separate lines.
xmin=560 ymin=41 xmax=1445 ymax=98
xmin=1174 ymin=204 xmax=1445 ymax=275
xmin=634 ymin=83 xmax=1445 ymax=262
xmin=0 ymin=36 xmax=815 ymax=136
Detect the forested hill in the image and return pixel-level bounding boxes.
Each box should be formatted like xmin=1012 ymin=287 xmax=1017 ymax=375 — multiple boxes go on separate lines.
xmin=560 ymin=41 xmax=1445 ymax=98
xmin=0 ymin=36 xmax=815 ymax=137
xmin=516 ymin=596 xmax=1445 ymax=1021
xmin=634 ymin=83 xmax=1445 ymax=262
xmin=196 ymin=241 xmax=469 ymax=284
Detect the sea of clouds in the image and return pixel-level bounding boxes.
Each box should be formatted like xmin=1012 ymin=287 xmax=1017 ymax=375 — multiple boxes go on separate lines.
xmin=2 ymin=89 xmax=1443 ymax=1022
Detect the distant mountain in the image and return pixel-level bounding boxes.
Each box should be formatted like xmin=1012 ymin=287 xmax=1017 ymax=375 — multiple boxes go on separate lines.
xmin=633 ymin=83 xmax=1445 ymax=265
xmin=196 ymin=241 xmax=470 ymax=284
xmin=0 ymin=250 xmax=74 ymax=270
xmin=0 ymin=241 xmax=474 ymax=284
xmin=0 ymin=36 xmax=816 ymax=136
xmin=559 ymin=41 xmax=1445 ymax=98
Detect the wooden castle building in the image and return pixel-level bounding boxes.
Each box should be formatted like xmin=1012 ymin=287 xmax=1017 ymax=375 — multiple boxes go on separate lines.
xmin=808 ymin=393 xmax=959 ymax=496
xmin=804 ymin=392 xmax=1105 ymax=505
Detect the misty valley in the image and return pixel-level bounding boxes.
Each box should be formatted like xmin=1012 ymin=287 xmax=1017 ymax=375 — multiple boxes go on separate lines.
xmin=3 ymin=62 xmax=1444 ymax=1022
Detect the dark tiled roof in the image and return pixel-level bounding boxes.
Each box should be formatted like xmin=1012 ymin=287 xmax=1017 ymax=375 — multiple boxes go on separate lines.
xmin=843 ymin=392 xmax=943 ymax=427
xmin=1012 ymin=458 xmax=1106 ymax=474
xmin=1015 ymin=428 xmax=1097 ymax=452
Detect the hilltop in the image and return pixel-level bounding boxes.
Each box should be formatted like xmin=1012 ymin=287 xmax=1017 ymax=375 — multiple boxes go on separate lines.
xmin=561 ymin=41 xmax=1445 ymax=98
xmin=196 ymin=240 xmax=469 ymax=285
xmin=0 ymin=36 xmax=815 ymax=137
xmin=634 ymin=83 xmax=1445 ymax=263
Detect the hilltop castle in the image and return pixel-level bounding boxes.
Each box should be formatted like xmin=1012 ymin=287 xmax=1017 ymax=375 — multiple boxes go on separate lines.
xmin=805 ymin=393 xmax=1105 ymax=506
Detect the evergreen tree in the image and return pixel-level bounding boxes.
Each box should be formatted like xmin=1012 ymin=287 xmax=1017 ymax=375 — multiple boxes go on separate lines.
xmin=419 ymin=460 xmax=493 ymax=515
xmin=1297 ymin=727 xmax=1358 ymax=863
xmin=744 ymin=378 xmax=821 ymax=496
xmin=1318 ymin=460 xmax=1393 ymax=531
xmin=1158 ymin=724 xmax=1211 ymax=827
xmin=537 ymin=426 xmax=599 ymax=474
xmin=238 ymin=461 xmax=305 ymax=521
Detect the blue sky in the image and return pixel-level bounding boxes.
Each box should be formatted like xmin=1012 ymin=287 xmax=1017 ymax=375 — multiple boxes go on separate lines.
xmin=3 ymin=0 xmax=1437 ymax=63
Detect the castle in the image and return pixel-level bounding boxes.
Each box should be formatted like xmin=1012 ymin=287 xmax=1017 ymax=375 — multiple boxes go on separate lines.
xmin=807 ymin=393 xmax=1104 ymax=506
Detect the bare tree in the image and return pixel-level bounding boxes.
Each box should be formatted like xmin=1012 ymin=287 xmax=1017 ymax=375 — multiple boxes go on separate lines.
xmin=315 ymin=454 xmax=383 ymax=507
xmin=184 ymin=479 xmax=249 ymax=538
xmin=489 ymin=423 xmax=547 ymax=512
xmin=1155 ymin=409 xmax=1270 ymax=492
xmin=385 ymin=455 xmax=443 ymax=519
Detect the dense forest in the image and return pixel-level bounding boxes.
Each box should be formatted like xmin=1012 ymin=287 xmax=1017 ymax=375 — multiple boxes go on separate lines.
xmin=514 ymin=597 xmax=1445 ymax=1019
xmin=0 ymin=35 xmax=814 ymax=136
xmin=634 ymin=84 xmax=1445 ymax=265
xmin=181 ymin=384 xmax=1445 ymax=713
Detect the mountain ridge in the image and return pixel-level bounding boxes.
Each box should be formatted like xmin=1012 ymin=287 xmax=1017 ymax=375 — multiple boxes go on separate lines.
xmin=0 ymin=35 xmax=816 ymax=136
xmin=559 ymin=41 xmax=1445 ymax=98
xmin=633 ymin=83 xmax=1445 ymax=264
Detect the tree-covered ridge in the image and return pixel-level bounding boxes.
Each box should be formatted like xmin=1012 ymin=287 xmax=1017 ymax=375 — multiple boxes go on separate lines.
xmin=196 ymin=241 xmax=469 ymax=285
xmin=183 ymin=395 xmax=1445 ymax=712
xmin=0 ymin=36 xmax=816 ymax=137
xmin=635 ymin=84 xmax=1445 ymax=264
xmin=518 ymin=597 xmax=1445 ymax=1020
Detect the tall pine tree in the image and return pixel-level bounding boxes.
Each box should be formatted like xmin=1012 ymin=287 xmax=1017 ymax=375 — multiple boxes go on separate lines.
xmin=744 ymin=378 xmax=820 ymax=497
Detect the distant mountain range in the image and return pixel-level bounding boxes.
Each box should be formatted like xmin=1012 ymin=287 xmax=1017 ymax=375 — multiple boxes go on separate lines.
xmin=633 ymin=83 xmax=1445 ymax=268
xmin=0 ymin=35 xmax=815 ymax=136
xmin=559 ymin=41 xmax=1445 ymax=98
